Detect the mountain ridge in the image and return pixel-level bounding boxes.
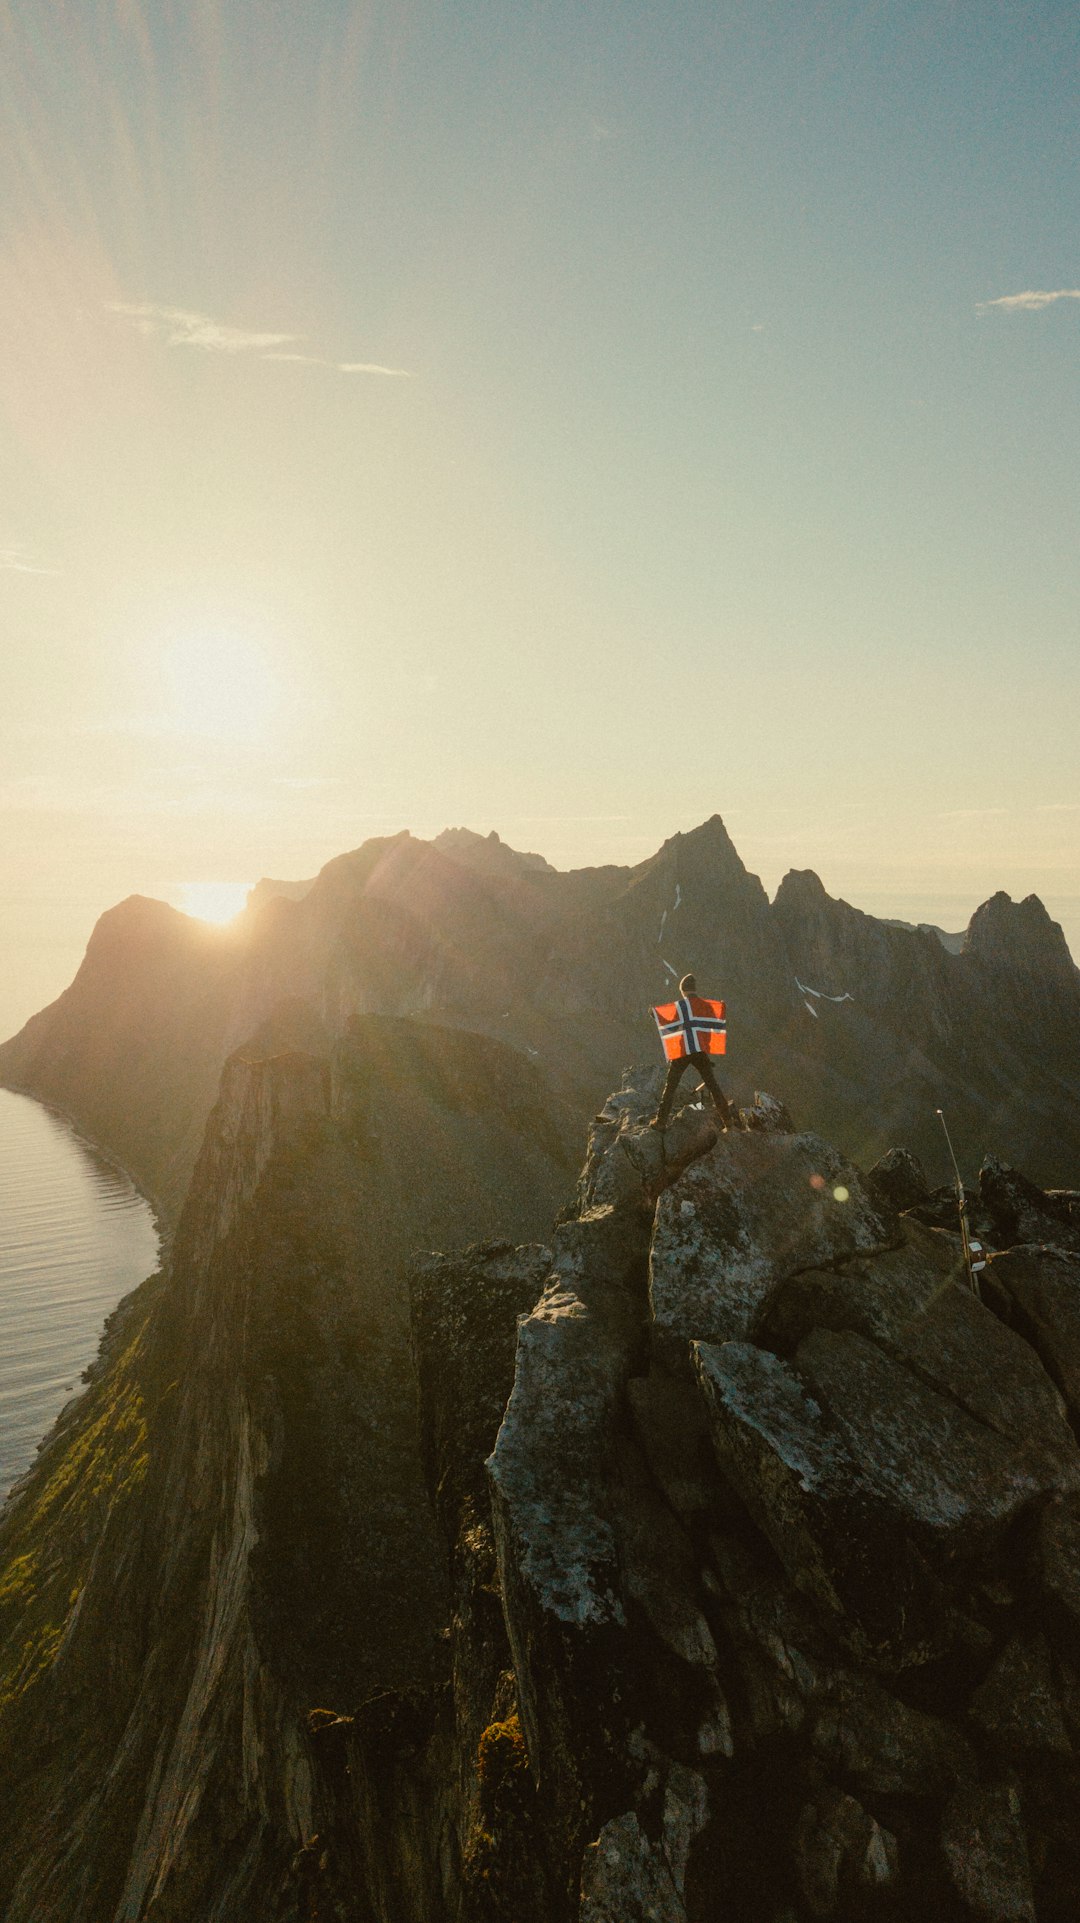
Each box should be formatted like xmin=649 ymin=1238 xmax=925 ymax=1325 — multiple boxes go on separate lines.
xmin=2 ymin=813 xmax=1079 ymax=1222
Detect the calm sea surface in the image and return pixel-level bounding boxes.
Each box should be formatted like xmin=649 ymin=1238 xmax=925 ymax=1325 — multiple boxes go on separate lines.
xmin=0 ymin=1088 xmax=160 ymax=1501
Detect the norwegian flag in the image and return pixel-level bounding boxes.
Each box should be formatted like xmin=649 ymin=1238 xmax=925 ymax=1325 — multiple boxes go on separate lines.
xmin=653 ymin=995 xmax=727 ymax=1061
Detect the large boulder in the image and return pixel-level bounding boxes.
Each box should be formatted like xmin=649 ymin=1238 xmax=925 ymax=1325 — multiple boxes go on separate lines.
xmin=866 ymin=1146 xmax=931 ymax=1214
xmin=762 ymin=1223 xmax=1077 ymax=1489
xmin=988 ymin=1246 xmax=1080 ymax=1421
xmin=578 ymin=1766 xmax=709 ymax=1923
xmin=809 ymin=1674 xmax=976 ymax=1797
xmin=968 ymin=1633 xmax=1073 ymax=1760
xmin=940 ymin=1783 xmax=1036 ymax=1923
xmin=795 ymin=1326 xmax=1059 ymax=1561
xmin=649 ymin=1130 xmax=895 ymax=1366
xmin=792 ymin=1787 xmax=899 ymax=1918
xmin=693 ymin=1341 xmax=939 ymax=1660
xmin=980 ymin=1156 xmax=1080 ymax=1254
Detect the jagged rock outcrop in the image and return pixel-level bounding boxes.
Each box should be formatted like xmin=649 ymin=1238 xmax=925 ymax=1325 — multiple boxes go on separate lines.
xmin=978 ymin=1158 xmax=1080 ymax=1256
xmin=6 ymin=1045 xmax=1080 ymax=1920
xmin=865 ymin=1146 xmax=931 ymax=1214
xmin=408 ymin=1075 xmax=1080 ymax=1920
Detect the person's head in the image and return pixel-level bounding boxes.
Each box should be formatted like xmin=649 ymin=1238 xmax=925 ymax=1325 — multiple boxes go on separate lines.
xmin=679 ymin=973 xmax=697 ymax=996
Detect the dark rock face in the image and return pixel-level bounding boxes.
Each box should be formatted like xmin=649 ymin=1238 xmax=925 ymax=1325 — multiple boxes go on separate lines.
xmin=866 ymin=1146 xmax=930 ymax=1213
xmin=0 ymin=1022 xmax=579 ymax=1923
xmin=5 ymin=1057 xmax=1080 ymax=1921
xmin=414 ymin=1076 xmax=1080 ymax=1920
xmin=985 ymin=1246 xmax=1080 ymax=1424
xmin=979 ymin=1157 xmax=1080 ymax=1255
xmin=649 ymin=1129 xmax=894 ymax=1364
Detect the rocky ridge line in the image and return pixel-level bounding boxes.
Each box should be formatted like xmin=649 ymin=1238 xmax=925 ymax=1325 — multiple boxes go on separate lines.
xmin=408 ymin=1072 xmax=1080 ymax=1922
xmin=3 ymin=1043 xmax=1080 ymax=1919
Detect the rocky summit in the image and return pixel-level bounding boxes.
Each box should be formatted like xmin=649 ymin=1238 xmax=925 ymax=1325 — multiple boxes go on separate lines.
xmin=3 ymin=1035 xmax=1080 ymax=1920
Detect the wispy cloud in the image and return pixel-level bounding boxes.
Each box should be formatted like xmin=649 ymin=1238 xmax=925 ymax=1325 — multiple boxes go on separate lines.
xmin=0 ymin=544 xmax=59 ymax=576
xmin=263 ymin=351 xmax=412 ymax=376
xmin=108 ymin=302 xmax=414 ymax=375
xmin=109 ymin=302 xmax=297 ymax=353
xmin=338 ymin=361 xmax=412 ymax=377
xmin=977 ymin=289 xmax=1080 ymax=313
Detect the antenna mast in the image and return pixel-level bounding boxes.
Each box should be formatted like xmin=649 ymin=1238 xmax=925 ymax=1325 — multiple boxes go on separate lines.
xmin=936 ymin=1109 xmax=985 ymax=1297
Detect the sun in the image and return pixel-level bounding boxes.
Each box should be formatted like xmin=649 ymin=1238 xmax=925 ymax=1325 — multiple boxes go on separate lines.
xmin=163 ymin=631 xmax=278 ymax=745
xmin=178 ymin=882 xmax=253 ymax=924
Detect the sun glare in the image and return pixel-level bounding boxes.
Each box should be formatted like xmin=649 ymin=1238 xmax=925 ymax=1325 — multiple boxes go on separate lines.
xmin=163 ymin=632 xmax=278 ymax=744
xmin=178 ymin=881 xmax=253 ymax=924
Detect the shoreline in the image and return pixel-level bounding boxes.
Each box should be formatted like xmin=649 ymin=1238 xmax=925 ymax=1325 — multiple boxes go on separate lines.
xmin=0 ymin=1085 xmax=166 ymax=1509
xmin=0 ymin=1079 xmax=173 ymax=1256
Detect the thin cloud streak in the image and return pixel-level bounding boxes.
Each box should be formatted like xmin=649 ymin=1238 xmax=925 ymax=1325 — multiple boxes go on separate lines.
xmin=0 ymin=545 xmax=59 ymax=575
xmin=978 ymin=289 xmax=1080 ymax=313
xmin=265 ymin=353 xmax=413 ymax=376
xmin=338 ymin=361 xmax=413 ymax=377
xmin=109 ymin=302 xmax=297 ymax=352
xmin=108 ymin=304 xmax=413 ymax=374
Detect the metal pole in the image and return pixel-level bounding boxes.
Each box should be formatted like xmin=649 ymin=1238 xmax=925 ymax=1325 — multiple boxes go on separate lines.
xmin=935 ymin=1109 xmax=985 ymax=1297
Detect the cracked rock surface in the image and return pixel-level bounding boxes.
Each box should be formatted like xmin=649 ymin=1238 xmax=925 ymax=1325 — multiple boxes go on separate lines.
xmin=6 ymin=1054 xmax=1080 ymax=1923
xmin=413 ymin=1072 xmax=1080 ymax=1920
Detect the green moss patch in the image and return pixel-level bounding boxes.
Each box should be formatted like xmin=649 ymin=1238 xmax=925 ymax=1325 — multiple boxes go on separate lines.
xmin=0 ymin=1300 xmax=156 ymax=1716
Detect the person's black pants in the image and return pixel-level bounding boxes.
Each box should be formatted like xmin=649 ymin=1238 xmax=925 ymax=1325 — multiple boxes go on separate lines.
xmin=654 ymin=1052 xmax=731 ymax=1129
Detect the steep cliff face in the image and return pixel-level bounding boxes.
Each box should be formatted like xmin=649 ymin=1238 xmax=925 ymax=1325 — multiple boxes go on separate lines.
xmin=0 ymin=894 xmax=244 ymax=1215
xmin=4 ymin=1038 xmax=1080 ymax=1920
xmin=0 ymin=1018 xmax=577 ymax=1922
xmin=407 ymin=1077 xmax=1080 ymax=1923
xmin=3 ymin=818 xmax=1080 ymax=1222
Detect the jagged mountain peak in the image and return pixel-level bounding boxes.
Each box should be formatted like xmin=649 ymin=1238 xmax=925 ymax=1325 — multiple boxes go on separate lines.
xmin=309 ymin=828 xmax=418 ymax=898
xmin=433 ymin=826 xmax=555 ymax=875
xmin=656 ymin=811 xmax=745 ymax=868
xmin=89 ymin=891 xmax=196 ymax=938
xmin=83 ymin=892 xmax=235 ymax=970
xmin=964 ymin=887 xmax=1071 ymax=963
xmin=772 ymin=866 xmax=830 ymax=908
xmin=629 ymin=814 xmax=768 ymax=921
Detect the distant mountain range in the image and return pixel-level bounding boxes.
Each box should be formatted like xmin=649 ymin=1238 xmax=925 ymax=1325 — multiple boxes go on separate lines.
xmin=2 ymin=813 xmax=1079 ymax=1216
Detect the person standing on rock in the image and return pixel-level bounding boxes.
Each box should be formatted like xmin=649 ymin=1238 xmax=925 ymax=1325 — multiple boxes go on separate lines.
xmin=650 ymin=974 xmax=734 ymax=1131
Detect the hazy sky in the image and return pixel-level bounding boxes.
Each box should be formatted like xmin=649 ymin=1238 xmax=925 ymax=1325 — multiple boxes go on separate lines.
xmin=2 ymin=0 xmax=1078 ymax=1035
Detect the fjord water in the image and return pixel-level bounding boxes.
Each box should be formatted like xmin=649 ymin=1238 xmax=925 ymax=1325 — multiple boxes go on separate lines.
xmin=0 ymin=1088 xmax=159 ymax=1499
